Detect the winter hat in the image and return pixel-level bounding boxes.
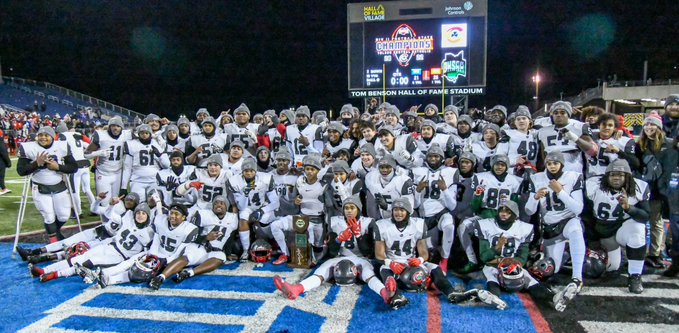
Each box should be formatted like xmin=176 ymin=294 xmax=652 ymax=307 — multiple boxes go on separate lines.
xmin=644 ymin=111 xmax=663 ymax=128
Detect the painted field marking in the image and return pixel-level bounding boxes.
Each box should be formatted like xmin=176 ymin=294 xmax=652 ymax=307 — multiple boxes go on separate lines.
xmin=579 ymin=321 xmax=679 ymax=333
xmin=579 ymin=287 xmax=679 ymax=298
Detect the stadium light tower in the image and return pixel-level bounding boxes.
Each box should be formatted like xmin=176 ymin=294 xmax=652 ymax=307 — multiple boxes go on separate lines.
xmin=532 ymin=72 xmax=541 ymax=110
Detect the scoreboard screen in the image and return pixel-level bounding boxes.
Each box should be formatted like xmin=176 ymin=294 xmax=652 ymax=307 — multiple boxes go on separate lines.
xmin=348 ymin=0 xmax=487 ymax=98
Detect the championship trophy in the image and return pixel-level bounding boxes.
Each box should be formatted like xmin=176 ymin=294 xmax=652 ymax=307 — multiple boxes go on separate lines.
xmin=288 ymin=215 xmax=311 ymax=268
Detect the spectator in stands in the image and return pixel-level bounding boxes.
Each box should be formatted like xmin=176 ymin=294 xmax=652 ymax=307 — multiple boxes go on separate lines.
xmin=0 ymin=131 xmax=11 ymax=195
xmin=40 ymin=101 xmax=46 ymax=112
xmin=662 ymin=94 xmax=679 ymax=138
xmin=634 ymin=112 xmax=677 ymax=269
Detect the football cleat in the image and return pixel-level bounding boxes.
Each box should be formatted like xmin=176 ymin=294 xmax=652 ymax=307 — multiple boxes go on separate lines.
xmin=16 ymin=246 xmax=32 ymax=261
xmin=173 ymin=270 xmax=191 ymax=284
xmin=628 ymin=274 xmax=643 ymax=294
xmin=389 ymin=293 xmax=410 ymax=310
xmin=273 ymin=255 xmax=289 ymax=265
xmin=94 ymin=270 xmax=109 ymax=289
xmin=28 ymin=253 xmax=54 ymax=264
xmin=273 ymin=275 xmax=303 ymax=300
xmin=29 ymin=264 xmax=44 ymax=278
xmin=448 ymin=289 xmax=479 ymax=304
xmin=238 ymin=252 xmax=249 ymax=263
xmin=75 ymin=264 xmax=100 ymax=284
xmin=571 ymin=278 xmax=584 ymax=293
xmin=40 ymin=272 xmax=58 ymax=283
xmin=149 ymin=275 xmax=165 ymax=290
xmin=553 ymin=282 xmax=579 ymax=312
xmin=477 ymin=290 xmax=507 ymax=310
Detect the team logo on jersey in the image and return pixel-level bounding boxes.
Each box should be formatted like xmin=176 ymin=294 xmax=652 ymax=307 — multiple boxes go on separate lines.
xmin=375 ymin=24 xmax=433 ymax=67
xmin=442 ymin=51 xmax=467 ymax=83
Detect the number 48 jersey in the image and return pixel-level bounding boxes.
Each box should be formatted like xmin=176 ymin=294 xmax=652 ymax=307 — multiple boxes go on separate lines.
xmin=475 ymin=218 xmax=534 ymax=258
xmin=373 ymin=217 xmax=427 ymax=263
xmin=503 ymin=129 xmax=539 ymax=167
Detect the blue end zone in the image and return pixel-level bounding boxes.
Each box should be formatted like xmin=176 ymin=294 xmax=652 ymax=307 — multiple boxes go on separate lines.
xmin=323 ymin=285 xmax=341 ymax=305
xmin=0 ymin=243 xmax=89 ymax=332
xmin=54 ymin=315 xmax=243 ymax=333
xmin=268 ymin=307 xmax=325 ymax=333
xmin=84 ymin=293 xmax=263 ymax=316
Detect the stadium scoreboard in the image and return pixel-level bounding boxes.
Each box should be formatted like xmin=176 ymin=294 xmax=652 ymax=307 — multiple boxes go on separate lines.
xmin=348 ymin=0 xmax=487 ymax=98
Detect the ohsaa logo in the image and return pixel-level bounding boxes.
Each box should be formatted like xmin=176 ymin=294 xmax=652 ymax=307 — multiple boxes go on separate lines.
xmin=441 ymin=23 xmax=467 ymax=48
xmin=442 ymin=51 xmax=467 ymax=83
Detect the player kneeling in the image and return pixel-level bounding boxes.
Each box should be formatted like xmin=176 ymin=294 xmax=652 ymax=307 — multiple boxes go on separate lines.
xmin=374 ymin=198 xmax=461 ymax=307
xmin=272 ymin=196 xmax=402 ymax=309
xmin=458 ymin=202 xmax=578 ymax=312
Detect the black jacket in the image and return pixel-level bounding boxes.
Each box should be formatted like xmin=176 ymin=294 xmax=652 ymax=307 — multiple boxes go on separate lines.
xmin=0 ymin=139 xmax=10 ymax=168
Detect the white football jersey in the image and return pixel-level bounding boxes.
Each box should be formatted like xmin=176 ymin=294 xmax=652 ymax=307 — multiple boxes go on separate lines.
xmin=19 ymin=141 xmax=71 ymax=185
xmin=296 ymin=177 xmax=326 ymax=216
xmin=475 ymin=218 xmax=534 ymax=258
xmin=156 ymin=165 xmax=196 ymax=206
xmin=350 ymin=158 xmax=376 ymax=181
xmin=417 ymin=134 xmax=454 ymax=157
xmin=585 ymin=176 xmax=649 ymax=223
xmin=267 ymin=128 xmax=284 ymax=155
xmin=222 ymin=123 xmax=260 ymax=150
xmin=375 ymin=135 xmax=423 ymax=168
xmin=528 ymin=171 xmax=583 ymax=222
xmin=228 ymin=173 xmax=276 ymax=210
xmin=58 ymin=131 xmax=89 ymax=166
xmin=412 ymin=166 xmax=458 ymax=217
xmin=324 ymin=138 xmax=356 ymax=156
xmin=471 ymin=172 xmax=523 ymax=210
xmin=188 ymin=169 xmax=233 ymax=210
xmin=187 ymin=133 xmax=230 ymax=164
xmin=585 ymin=134 xmax=635 ymax=178
xmin=150 ymin=215 xmax=199 ymax=259
xmin=329 ymin=216 xmax=373 ymax=257
xmin=365 ymin=171 xmax=415 ymax=218
xmin=286 ymin=124 xmax=323 ymax=167
xmin=471 ymin=141 xmax=509 ymax=172
xmin=123 ymin=140 xmax=163 ymax=182
xmin=374 ymin=217 xmax=427 ymax=263
xmin=538 ymin=120 xmax=592 ymax=173
xmin=91 ymin=129 xmax=133 ymax=173
xmin=108 ymin=212 xmax=154 ymax=258
xmin=503 ymin=129 xmax=539 ymax=167
xmin=192 ymin=209 xmax=239 ymax=251
xmin=165 ymin=135 xmax=191 ymax=154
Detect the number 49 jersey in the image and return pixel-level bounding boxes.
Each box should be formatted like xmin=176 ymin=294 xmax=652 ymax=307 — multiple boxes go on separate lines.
xmin=585 ymin=176 xmax=649 ymax=223
xmin=475 ymin=218 xmax=534 ymax=258
xmin=373 ymin=217 xmax=427 ymax=263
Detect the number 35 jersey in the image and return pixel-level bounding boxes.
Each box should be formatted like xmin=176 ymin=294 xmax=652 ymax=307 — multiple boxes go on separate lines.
xmin=373 ymin=217 xmax=427 ymax=263
xmin=585 ymin=176 xmax=649 ymax=224
xmin=475 ymin=218 xmax=533 ymax=258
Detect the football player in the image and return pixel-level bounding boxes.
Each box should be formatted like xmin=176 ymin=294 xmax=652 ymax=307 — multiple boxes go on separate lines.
xmin=32 ymin=203 xmax=153 ymax=283
xmin=270 ymin=154 xmax=327 ymax=265
xmin=185 ymin=116 xmax=230 ymax=166
xmin=56 ymin=122 xmax=95 ymax=217
xmin=585 ymin=113 xmax=638 ymax=178
xmin=228 ymin=158 xmax=279 ymax=262
xmin=255 ymin=146 xmax=274 ymax=172
xmin=268 ymin=149 xmax=301 ymax=217
xmin=324 ymin=160 xmax=363 ymax=218
xmin=273 ymin=196 xmax=405 ymax=309
xmin=503 ymin=106 xmax=539 ymax=171
xmin=374 ymin=198 xmax=461 ymax=305
xmin=364 ymin=155 xmax=415 ymax=220
xmin=525 ymin=151 xmax=585 ymax=289
xmin=381 ymin=106 xmax=404 ymax=135
xmin=121 ymin=124 xmax=164 ymax=199
xmin=463 ymin=201 xmax=578 ymax=312
xmin=436 ymin=105 xmax=459 ymax=135
xmin=537 ymin=101 xmax=598 ymax=173
xmin=584 ymin=160 xmax=650 ymax=293
xmin=17 ymin=126 xmax=78 ymax=242
xmin=156 ymin=151 xmax=195 ymax=207
xmin=458 ymin=154 xmax=523 ymax=273
xmin=158 ymin=195 xmax=239 ymax=285
xmin=375 ymin=127 xmax=423 ymax=169
xmin=176 ymin=154 xmax=233 ymax=217
xmin=84 ymin=116 xmax=133 ymax=200
xmin=285 ymin=106 xmax=324 ymax=168
xmin=175 ymin=116 xmax=193 ymax=153
xmin=222 ymin=140 xmax=247 ymax=176
xmin=163 ymin=124 xmax=186 ymax=154
xmin=350 ymin=143 xmax=377 ymax=181
xmin=454 ymin=152 xmax=478 ymax=223
xmin=417 ymin=120 xmax=455 ymax=160
xmin=471 ymin=123 xmax=508 ymax=172
xmin=412 ymin=144 xmax=458 ymax=273
xmin=190 ymin=108 xmax=210 ymax=134
xmin=222 ymin=103 xmax=260 ymax=152
xmin=323 ymin=122 xmax=357 ymax=160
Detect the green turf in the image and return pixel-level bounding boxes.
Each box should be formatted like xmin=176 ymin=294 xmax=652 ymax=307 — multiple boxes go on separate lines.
xmin=0 ymin=158 xmax=100 ymax=237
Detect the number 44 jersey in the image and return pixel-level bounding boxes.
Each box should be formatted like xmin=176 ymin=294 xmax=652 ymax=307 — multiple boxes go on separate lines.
xmin=373 ymin=217 xmax=427 ymax=263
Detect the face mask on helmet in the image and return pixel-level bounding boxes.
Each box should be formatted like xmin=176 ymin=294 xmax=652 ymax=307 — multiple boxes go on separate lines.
xmin=249 ymin=239 xmax=273 ymax=263
xmin=333 ymin=259 xmax=361 ymax=286
xmin=497 ymin=258 xmax=528 ymax=292
xmin=128 ymin=254 xmax=163 ymax=283
xmin=66 ymin=241 xmax=90 ymax=260
xmin=527 ymin=254 xmax=555 ymax=281
xmin=399 ymin=266 xmax=428 ymax=292
xmin=584 ymin=248 xmax=608 ymax=279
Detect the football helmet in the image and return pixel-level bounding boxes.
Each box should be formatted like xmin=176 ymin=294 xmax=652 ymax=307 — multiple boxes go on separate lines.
xmin=497 ymin=257 xmax=529 ymax=292
xmin=128 ymin=254 xmax=163 ymax=283
xmin=333 ymin=259 xmax=361 ymax=286
xmin=249 ymin=238 xmax=273 ymax=263
xmin=399 ymin=266 xmax=428 ymax=292
xmin=66 ymin=241 xmax=90 ymax=260
xmin=584 ymin=248 xmax=608 ymax=279
xmin=528 ymin=254 xmax=556 ymax=281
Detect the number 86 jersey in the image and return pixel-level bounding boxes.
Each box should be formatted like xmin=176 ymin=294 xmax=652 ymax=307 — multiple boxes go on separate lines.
xmin=373 ymin=217 xmax=427 ymax=263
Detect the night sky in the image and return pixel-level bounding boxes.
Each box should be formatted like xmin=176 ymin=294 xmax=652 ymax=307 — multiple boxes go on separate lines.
xmin=0 ymin=1 xmax=677 ymax=117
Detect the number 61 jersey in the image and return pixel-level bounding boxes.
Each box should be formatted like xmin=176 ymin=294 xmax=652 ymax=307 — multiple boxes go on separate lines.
xmin=373 ymin=217 xmax=427 ymax=263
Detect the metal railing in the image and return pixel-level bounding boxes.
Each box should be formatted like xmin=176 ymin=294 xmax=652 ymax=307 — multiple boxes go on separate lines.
xmin=0 ymin=76 xmax=145 ymax=120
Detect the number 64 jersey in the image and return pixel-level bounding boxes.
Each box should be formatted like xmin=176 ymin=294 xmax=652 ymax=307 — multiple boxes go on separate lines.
xmin=584 ymin=176 xmax=649 ymax=234
xmin=373 ymin=217 xmax=427 ymax=263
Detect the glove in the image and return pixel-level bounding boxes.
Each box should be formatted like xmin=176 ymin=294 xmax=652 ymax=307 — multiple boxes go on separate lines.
xmin=408 ymin=257 xmax=424 ymax=267
xmin=347 ymin=218 xmax=361 ymax=237
xmin=271 ymin=115 xmax=280 ymax=127
xmin=165 ymin=176 xmax=179 ymax=191
xmin=399 ymin=149 xmax=413 ymax=161
xmin=151 ymin=146 xmax=162 ymax=157
xmin=248 ymin=209 xmax=264 ymax=223
xmin=337 ymin=229 xmax=353 ymax=243
xmin=189 ymin=181 xmax=203 ymax=190
xmin=257 ymin=124 xmax=268 ymax=136
xmin=245 ymin=129 xmax=257 ymax=141
xmin=388 ymin=260 xmax=406 ymax=275
xmin=559 ymin=128 xmax=579 ymax=142
xmin=376 ymin=195 xmax=388 ymax=210
xmin=118 ymin=189 xmax=128 ymax=197
xmin=151 ymin=193 xmax=161 ymax=204
xmin=474 ymin=185 xmax=485 ymax=196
